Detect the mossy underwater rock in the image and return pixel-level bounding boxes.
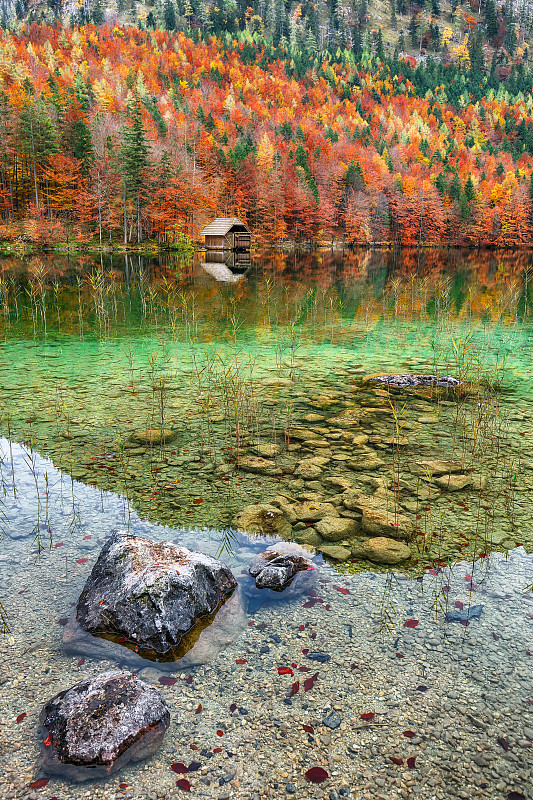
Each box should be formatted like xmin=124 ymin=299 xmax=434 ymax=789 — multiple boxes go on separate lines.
xmin=68 ymin=532 xmax=238 ymax=663
xmin=233 ymin=503 xmax=292 ymax=537
xmin=40 ymin=670 xmax=170 ymax=781
xmin=130 ymin=428 xmax=176 ymax=445
xmin=354 ymin=537 xmax=411 ymax=564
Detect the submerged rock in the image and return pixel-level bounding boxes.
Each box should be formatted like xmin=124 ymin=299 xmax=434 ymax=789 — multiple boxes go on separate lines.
xmin=40 ymin=670 xmax=170 ymax=781
xmin=291 ymin=501 xmax=338 ymax=523
xmin=72 ymin=532 xmax=237 ymax=661
xmin=434 ymin=473 xmax=487 ymax=492
xmin=343 ymin=492 xmax=413 ymax=540
xmin=130 ymin=428 xmax=176 ymax=445
xmin=238 ymin=456 xmax=282 ymax=476
xmin=316 ymin=544 xmax=352 ymax=561
xmin=368 ymin=374 xmax=459 ymax=388
xmin=413 ymin=459 xmax=465 ymax=476
xmin=249 ymin=548 xmax=312 ymax=591
xmin=445 ymin=605 xmax=483 ymax=623
xmin=315 ymin=515 xmax=358 ymax=541
xmin=233 ymin=504 xmax=292 ymax=537
xmin=354 ymin=537 xmax=411 ymax=564
xmin=64 ymin=587 xmax=246 ymax=670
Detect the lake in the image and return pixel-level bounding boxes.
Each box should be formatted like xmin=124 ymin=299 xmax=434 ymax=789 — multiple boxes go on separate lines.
xmin=0 ymin=248 xmax=532 ymax=800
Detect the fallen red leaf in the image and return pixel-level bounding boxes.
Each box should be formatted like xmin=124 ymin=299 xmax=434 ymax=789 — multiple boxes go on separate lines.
xmin=235 ymin=658 xmax=247 ymax=664
xmin=333 ymin=585 xmax=350 ymax=595
xmin=303 ymin=600 xmax=317 ymax=608
xmin=278 ymin=667 xmax=294 ymax=676
xmin=44 ymin=734 xmax=53 ymax=747
xmin=498 ymin=737 xmax=509 ymax=752
xmin=158 ymin=677 xmax=177 ymax=686
xmin=171 ymin=763 xmax=189 ymax=774
xmin=119 ymin=783 xmax=128 ymax=789
xmin=78 ymin=658 xmax=85 ymax=666
xmin=302 ymin=724 xmax=315 ymax=733
xmin=29 ymin=779 xmax=49 ymax=790
xmin=305 ymin=767 xmax=328 ymax=783
xmin=77 ymin=558 xmax=88 ymax=564
xmin=404 ymin=619 xmax=419 ymax=628
xmin=360 ymin=712 xmax=375 ymax=721
xmin=389 ymin=756 xmax=403 ymax=765
xmin=192 ymin=498 xmax=203 ymax=504
xmin=216 ymin=729 xmax=224 ymax=736
xmin=229 ymin=703 xmax=237 ymax=713
xmin=195 ymin=704 xmax=202 ymax=714
xmin=213 ymin=747 xmax=223 ymax=753
xmin=16 ymin=713 xmax=27 ymax=723
xmin=407 ymin=757 xmax=417 ymax=769
xmin=403 ymin=730 xmax=416 ymax=738
xmin=186 ymin=675 xmax=193 ymax=685
xmin=455 ymin=601 xmax=464 ymax=610
xmin=298 ymin=625 xmax=305 ymax=631
xmin=289 ymin=681 xmax=300 ymax=697
xmin=176 ymin=778 xmax=191 ymax=791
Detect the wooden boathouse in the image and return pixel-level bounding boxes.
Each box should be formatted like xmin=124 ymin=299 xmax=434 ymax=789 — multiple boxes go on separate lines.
xmin=200 ymin=217 xmax=251 ymax=250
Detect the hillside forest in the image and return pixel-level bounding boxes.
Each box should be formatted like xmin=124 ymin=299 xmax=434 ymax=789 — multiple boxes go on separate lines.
xmin=1 ymin=16 xmax=533 ymax=247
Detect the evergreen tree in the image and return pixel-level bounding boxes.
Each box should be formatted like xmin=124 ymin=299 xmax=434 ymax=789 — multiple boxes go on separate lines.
xmin=408 ymin=14 xmax=418 ymax=48
xmin=484 ymin=0 xmax=499 ymax=39
xmin=19 ymin=96 xmax=59 ymax=209
xmin=376 ymin=27 xmax=384 ymax=59
xmin=390 ymin=0 xmax=397 ymax=30
xmin=121 ymin=91 xmax=151 ymax=243
xmin=398 ymin=29 xmax=405 ymax=52
xmin=464 ymin=174 xmax=475 ymax=203
xmin=164 ymin=0 xmax=177 ymax=31
xmin=468 ymin=32 xmax=485 ymax=76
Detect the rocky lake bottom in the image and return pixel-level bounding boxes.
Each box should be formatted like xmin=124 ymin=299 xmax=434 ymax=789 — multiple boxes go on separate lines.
xmin=0 ymin=442 xmax=532 ymax=800
xmin=0 ymin=252 xmax=533 ymax=799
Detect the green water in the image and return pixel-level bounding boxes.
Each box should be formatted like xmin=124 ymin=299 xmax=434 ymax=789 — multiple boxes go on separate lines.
xmin=0 ymin=249 xmax=532 ymax=567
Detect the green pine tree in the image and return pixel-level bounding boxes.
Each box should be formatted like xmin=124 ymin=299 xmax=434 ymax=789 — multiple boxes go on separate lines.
xmin=121 ymin=91 xmax=151 ymax=244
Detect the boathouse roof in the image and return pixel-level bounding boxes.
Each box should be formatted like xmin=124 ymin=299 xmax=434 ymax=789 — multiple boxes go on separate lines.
xmin=199 ymin=217 xmax=250 ymax=236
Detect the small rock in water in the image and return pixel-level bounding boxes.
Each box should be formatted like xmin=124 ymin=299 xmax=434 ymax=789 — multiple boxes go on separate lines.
xmin=249 ymin=550 xmax=312 ymax=591
xmin=306 ymin=651 xmax=331 ymax=663
xmin=445 ymin=605 xmax=483 ymax=623
xmin=323 ymin=712 xmax=341 ymax=729
xmin=370 ymin=374 xmax=459 ymax=388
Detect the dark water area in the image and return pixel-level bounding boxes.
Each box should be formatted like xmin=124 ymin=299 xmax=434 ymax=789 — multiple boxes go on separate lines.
xmin=0 ymin=249 xmax=532 ymax=800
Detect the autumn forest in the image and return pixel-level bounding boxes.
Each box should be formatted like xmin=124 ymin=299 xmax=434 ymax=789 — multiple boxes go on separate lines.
xmin=1 ymin=16 xmax=533 ymax=248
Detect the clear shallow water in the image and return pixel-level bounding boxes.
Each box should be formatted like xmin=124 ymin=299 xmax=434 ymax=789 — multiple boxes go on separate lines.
xmin=0 ymin=250 xmax=533 ymax=799
xmin=1 ymin=440 xmax=533 ymax=800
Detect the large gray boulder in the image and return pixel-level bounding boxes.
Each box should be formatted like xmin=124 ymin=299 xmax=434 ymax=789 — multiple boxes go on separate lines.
xmin=40 ymin=670 xmax=169 ymax=781
xmin=74 ymin=532 xmax=237 ymax=661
